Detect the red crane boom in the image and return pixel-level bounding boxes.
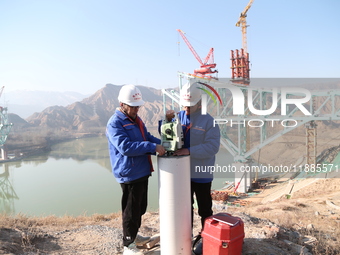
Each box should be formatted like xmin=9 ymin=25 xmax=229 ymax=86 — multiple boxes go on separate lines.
xmin=177 ymin=29 xmax=217 ymax=78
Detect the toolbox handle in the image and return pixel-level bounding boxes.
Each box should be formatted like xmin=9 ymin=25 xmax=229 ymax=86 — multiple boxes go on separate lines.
xmin=212 ymin=216 xmax=239 ymax=226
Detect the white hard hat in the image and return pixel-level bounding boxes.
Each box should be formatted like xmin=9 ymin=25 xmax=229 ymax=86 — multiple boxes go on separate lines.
xmin=118 ymin=84 xmax=145 ymax=106
xmin=180 ymin=82 xmax=202 ymax=107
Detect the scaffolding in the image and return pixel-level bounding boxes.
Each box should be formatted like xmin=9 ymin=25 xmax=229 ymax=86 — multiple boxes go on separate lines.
xmin=306 ymin=121 xmax=317 ymax=166
xmin=0 ymin=106 xmax=13 ymax=160
xmin=230 ymin=49 xmax=250 ymax=85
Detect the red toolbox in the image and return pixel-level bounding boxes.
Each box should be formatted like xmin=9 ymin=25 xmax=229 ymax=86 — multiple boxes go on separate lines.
xmin=201 ymin=213 xmax=244 ymax=255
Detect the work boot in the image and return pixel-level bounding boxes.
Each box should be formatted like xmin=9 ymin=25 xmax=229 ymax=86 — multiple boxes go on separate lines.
xmin=135 ymin=234 xmax=151 ymax=246
xmin=192 ymin=234 xmax=203 ymax=255
xmin=123 ymin=243 xmax=144 ymax=255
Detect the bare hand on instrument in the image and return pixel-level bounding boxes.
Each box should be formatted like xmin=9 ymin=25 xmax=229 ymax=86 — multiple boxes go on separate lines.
xmin=156 ymin=144 xmax=166 ymax=156
xmin=173 ymin=148 xmax=190 ymax=156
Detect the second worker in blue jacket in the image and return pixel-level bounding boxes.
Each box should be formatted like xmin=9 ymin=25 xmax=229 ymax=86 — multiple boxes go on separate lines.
xmin=167 ymin=81 xmax=221 ymax=230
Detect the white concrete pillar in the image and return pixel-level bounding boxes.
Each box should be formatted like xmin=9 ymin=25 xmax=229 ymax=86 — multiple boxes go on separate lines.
xmin=158 ymin=155 xmax=191 ymax=255
xmin=0 ymin=148 xmax=6 ymax=160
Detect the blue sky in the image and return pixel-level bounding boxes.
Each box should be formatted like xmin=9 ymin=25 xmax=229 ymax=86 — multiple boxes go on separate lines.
xmin=0 ymin=0 xmax=339 ymax=94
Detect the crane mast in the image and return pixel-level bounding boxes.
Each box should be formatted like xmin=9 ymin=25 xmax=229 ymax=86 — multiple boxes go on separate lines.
xmin=235 ymin=0 xmax=254 ymax=54
xmin=231 ymin=0 xmax=253 ymax=85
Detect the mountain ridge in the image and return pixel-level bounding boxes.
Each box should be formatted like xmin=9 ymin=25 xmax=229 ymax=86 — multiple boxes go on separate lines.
xmin=5 ymin=90 xmax=89 ymax=118
xmin=8 ymin=84 xmax=171 ymax=134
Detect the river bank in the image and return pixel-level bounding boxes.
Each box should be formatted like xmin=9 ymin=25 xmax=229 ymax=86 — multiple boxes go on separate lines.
xmin=1 ymin=133 xmax=100 ymax=163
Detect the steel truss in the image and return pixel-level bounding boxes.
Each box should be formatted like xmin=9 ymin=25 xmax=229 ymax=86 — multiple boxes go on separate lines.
xmin=0 ymin=107 xmax=12 ymax=145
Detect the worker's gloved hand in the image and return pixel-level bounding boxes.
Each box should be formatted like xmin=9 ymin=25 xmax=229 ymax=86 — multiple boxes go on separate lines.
xmin=173 ymin=148 xmax=190 ymax=156
xmin=166 ymin=110 xmax=175 ymax=122
xmin=156 ymin=144 xmax=166 ymax=156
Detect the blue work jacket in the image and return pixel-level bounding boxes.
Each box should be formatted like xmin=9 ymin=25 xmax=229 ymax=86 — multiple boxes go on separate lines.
xmin=178 ymin=110 xmax=220 ymax=183
xmin=106 ymin=109 xmax=161 ymax=183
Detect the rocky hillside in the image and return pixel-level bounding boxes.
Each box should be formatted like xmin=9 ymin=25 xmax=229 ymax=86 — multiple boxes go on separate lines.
xmin=23 ymin=84 xmax=169 ymax=133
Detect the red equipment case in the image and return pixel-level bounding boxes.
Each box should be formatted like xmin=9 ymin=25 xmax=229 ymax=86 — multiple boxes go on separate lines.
xmin=201 ymin=213 xmax=244 ymax=255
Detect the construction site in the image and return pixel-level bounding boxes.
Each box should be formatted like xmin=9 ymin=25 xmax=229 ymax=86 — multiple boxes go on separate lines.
xmin=0 ymin=1 xmax=339 ymax=254
xmin=147 ymin=1 xmax=338 ymax=254
xmin=160 ymin=0 xmax=340 ymax=232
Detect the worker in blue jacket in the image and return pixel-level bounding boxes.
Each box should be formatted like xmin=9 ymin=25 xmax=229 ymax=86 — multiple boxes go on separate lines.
xmin=106 ymin=84 xmax=166 ymax=255
xmin=166 ymin=81 xmax=220 ymax=229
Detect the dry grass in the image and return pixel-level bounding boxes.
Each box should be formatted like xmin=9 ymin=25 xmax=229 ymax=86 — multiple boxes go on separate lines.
xmin=293 ymin=178 xmax=340 ymax=199
xmin=255 ymin=206 xmax=272 ymax=213
xmin=229 ymin=178 xmax=340 ymax=254
xmin=0 ymin=212 xmax=122 ymax=254
xmin=0 ymin=212 xmax=120 ymax=230
xmin=238 ymin=204 xmax=340 ymax=254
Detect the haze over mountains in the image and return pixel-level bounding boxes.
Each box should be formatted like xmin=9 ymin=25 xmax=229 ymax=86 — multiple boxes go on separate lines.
xmin=5 ymin=90 xmax=89 ymax=118
xmin=7 ymin=84 xmax=169 ymax=134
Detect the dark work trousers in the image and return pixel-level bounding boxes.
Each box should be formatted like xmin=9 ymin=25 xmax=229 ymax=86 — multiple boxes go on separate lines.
xmin=191 ymin=181 xmax=213 ymax=229
xmin=120 ymin=178 xmax=148 ymax=247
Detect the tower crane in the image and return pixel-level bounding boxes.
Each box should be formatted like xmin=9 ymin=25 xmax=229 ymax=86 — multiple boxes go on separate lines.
xmin=231 ymin=0 xmax=253 ymax=85
xmin=177 ymin=29 xmax=218 ymax=78
xmin=235 ymin=0 xmax=254 ymax=54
